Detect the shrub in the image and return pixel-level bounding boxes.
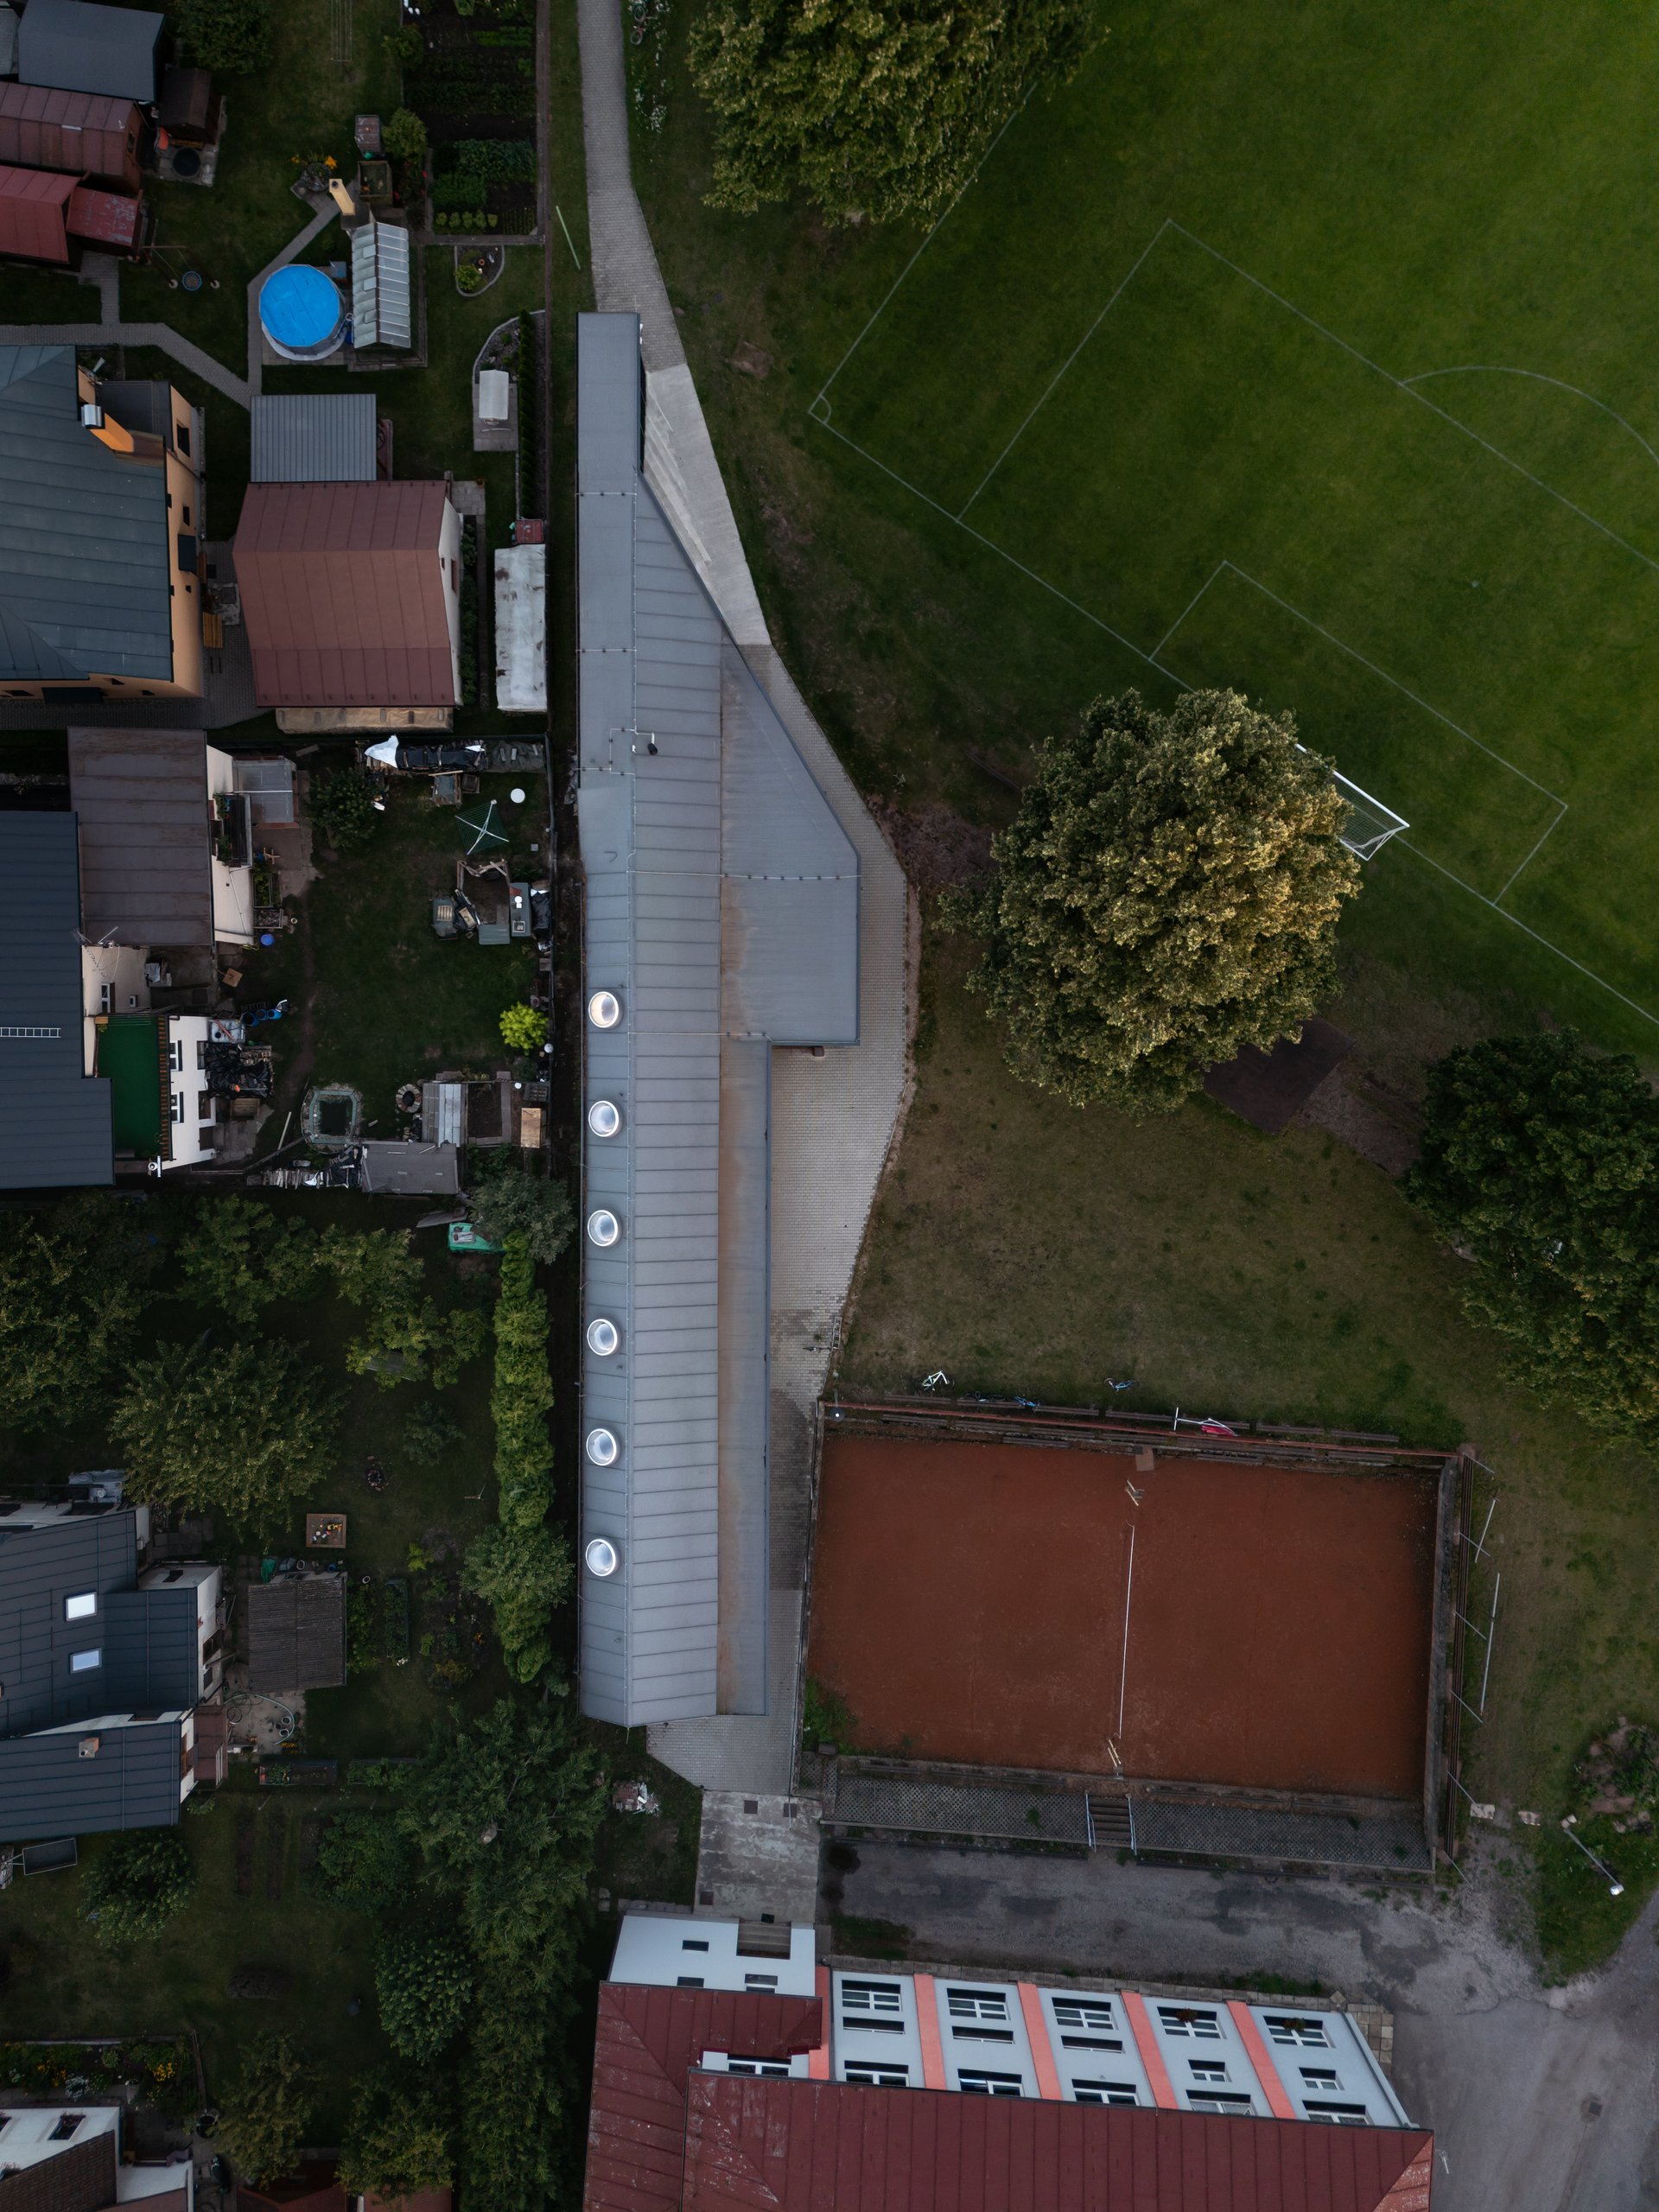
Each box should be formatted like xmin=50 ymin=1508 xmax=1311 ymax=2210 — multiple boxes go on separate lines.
xmin=403 ymin=1399 xmax=462 ymax=1466
xmin=462 ymin=1521 xmax=569 ymax=1683
xmin=112 ymin=1340 xmax=342 ymax=1529
xmin=469 ymin=1160 xmax=573 ymax=1266
xmin=85 ymin=1832 xmax=195 ymax=1943
xmin=499 ymin=1001 xmax=547 ymax=1053
xmin=305 ymin=1804 xmax=416 ymax=1910
xmin=175 ymin=0 xmax=271 ymax=73
xmin=218 ymin=2034 xmax=320 ymax=2189
xmin=461 ymin=1237 xmax=562 ymax=1675
xmin=308 ymin=766 xmax=379 ymax=853
xmin=340 ymin=2069 xmax=453 ymax=2200
xmin=376 ymin=1926 xmax=474 ymax=2060
xmin=382 ymin=107 xmax=428 ymax=163
xmin=384 ymin=22 xmax=423 ymax=63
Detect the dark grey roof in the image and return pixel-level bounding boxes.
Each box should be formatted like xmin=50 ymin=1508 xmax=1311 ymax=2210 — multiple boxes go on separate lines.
xmin=102 ymin=1585 xmax=200 ymax=1709
xmin=245 ymin=1574 xmax=346 ymax=1691
xmin=16 ymin=0 xmax=162 ymax=100
xmin=0 ymin=1720 xmax=184 ymax=1842
xmin=0 ymin=6 xmax=19 ymax=79
xmin=0 ymin=347 xmax=173 ymax=684
xmin=0 ymin=811 xmax=112 ymax=1190
xmin=355 ymin=1140 xmax=461 ymax=1194
xmin=97 ymin=378 xmax=175 ymax=443
xmin=251 ymin=393 xmax=378 ymax=485
xmin=575 ymin=314 xmax=859 ymax=1728
xmin=0 ymin=1510 xmax=137 ymax=1735
xmin=67 ymin=727 xmax=214 ymax=948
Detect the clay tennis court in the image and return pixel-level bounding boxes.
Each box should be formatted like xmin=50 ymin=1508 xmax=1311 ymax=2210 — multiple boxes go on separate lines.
xmin=808 ymin=1432 xmax=1442 ymax=1798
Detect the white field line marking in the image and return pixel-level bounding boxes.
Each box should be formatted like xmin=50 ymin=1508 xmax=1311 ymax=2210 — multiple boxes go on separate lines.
xmin=957 ymin=220 xmax=1175 ymax=520
xmin=1399 ymin=838 xmax=1659 ymax=1029
xmin=812 ymin=100 xmax=1031 ymax=418
xmin=1169 ymin=223 xmax=1659 ymax=582
xmin=1492 ymin=805 xmax=1568 ymax=906
xmin=1403 ymin=366 xmax=1659 ymax=480
xmin=1151 ymin=562 xmax=1226 ymax=659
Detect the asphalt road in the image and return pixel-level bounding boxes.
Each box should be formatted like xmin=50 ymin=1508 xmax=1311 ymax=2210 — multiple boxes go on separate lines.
xmin=823 ymin=1837 xmax=1659 ymax=2211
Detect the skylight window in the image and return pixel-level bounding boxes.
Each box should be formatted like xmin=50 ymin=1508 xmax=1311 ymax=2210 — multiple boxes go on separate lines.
xmin=64 ymin=1592 xmax=97 ymax=1621
xmin=68 ymin=1649 xmax=102 ymax=1674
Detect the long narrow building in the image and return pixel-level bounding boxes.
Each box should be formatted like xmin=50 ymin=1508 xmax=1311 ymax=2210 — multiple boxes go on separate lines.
xmin=576 ymin=312 xmax=860 ymax=1727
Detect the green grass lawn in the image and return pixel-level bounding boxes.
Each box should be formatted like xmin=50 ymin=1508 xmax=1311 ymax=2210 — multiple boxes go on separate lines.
xmin=249 ymin=772 xmax=540 ymax=1126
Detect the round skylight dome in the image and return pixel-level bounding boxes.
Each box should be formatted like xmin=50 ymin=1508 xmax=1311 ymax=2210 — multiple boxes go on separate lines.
xmin=587 ymin=1209 xmax=620 ymax=1247
xmin=588 ymin=990 xmax=621 ymax=1029
xmin=587 ymin=1318 xmax=620 ymax=1357
xmin=588 ymin=1099 xmax=622 ymax=1139
xmin=586 ymin=1427 xmax=620 ymax=1467
xmin=585 ymin=1537 xmax=620 ymax=1579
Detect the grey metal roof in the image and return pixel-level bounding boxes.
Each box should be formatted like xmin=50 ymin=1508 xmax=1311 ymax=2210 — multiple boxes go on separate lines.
xmin=0 ymin=811 xmax=112 ymax=1189
xmin=0 ymin=7 xmax=17 ymax=78
xmin=575 ymin=314 xmax=859 ymax=1728
xmin=102 ymin=1586 xmax=200 ymax=1709
xmin=0 ymin=1511 xmax=137 ymax=1734
xmin=67 ymin=727 xmax=214 ymax=948
xmin=356 ymin=1139 xmax=461 ymax=1194
xmin=0 ymin=1720 xmax=185 ymax=1842
xmin=16 ymin=0 xmax=162 ymax=100
xmin=0 ymin=347 xmax=173 ymax=684
xmin=352 ymin=219 xmax=412 ymax=350
xmin=251 ymin=393 xmax=378 ymax=485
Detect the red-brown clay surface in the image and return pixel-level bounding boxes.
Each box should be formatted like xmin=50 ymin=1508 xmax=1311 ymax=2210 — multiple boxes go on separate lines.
xmin=808 ymin=1433 xmax=1440 ymax=1797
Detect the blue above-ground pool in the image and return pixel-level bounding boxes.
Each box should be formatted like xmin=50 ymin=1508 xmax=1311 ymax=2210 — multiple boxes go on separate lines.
xmin=259 ymin=264 xmax=346 ymax=360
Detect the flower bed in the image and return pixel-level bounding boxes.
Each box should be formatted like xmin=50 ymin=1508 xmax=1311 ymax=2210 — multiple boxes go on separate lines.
xmin=404 ymin=0 xmax=537 ymax=233
xmin=0 ymin=2038 xmax=194 ymax=2117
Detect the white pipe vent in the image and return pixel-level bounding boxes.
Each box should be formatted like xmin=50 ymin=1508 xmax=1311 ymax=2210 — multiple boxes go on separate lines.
xmin=584 ymin=1536 xmax=620 ymax=1579
xmin=587 ymin=1209 xmax=620 ymax=1247
xmin=586 ymin=1318 xmax=620 ymax=1357
xmin=588 ymin=990 xmax=621 ymax=1029
xmin=588 ymin=1099 xmax=621 ymax=1138
xmin=585 ymin=1427 xmax=620 ymax=1467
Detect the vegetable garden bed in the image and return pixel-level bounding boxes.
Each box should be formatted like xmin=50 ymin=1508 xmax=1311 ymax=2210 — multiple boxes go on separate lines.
xmin=404 ymin=0 xmax=538 ymax=235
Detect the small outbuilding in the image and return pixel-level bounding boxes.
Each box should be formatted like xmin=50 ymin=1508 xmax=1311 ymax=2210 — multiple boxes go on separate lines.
xmin=245 ymin=1573 xmax=346 ymax=1693
xmin=16 ymin=0 xmax=163 ymax=102
xmin=251 ymin=392 xmax=378 ymax=485
xmin=0 ymin=82 xmax=143 ymax=190
xmin=493 ymin=543 xmax=544 ymax=714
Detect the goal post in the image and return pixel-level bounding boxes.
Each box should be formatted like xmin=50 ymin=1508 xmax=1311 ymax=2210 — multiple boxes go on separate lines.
xmin=1332 ymin=767 xmax=1409 ymax=860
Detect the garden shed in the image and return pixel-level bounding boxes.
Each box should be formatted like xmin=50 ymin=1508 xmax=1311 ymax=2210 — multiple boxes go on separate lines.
xmin=246 ymin=1572 xmax=346 ymax=1692
xmin=0 ymin=83 xmax=144 ymax=191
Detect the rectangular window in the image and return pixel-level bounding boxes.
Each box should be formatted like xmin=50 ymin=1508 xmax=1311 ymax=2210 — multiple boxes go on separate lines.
xmin=725 ymin=2060 xmax=791 ymax=2078
xmin=49 ymin=2116 xmax=84 ymax=2141
xmin=1188 ymin=2091 xmax=1254 ymax=2113
xmin=951 ymin=2026 xmax=1015 ymax=2044
xmin=1059 ymin=2036 xmax=1123 ymax=2052
xmin=175 ymin=422 xmax=191 ymax=455
xmin=1305 ymin=2103 xmax=1371 ymax=2126
xmin=1264 ymin=2015 xmax=1330 ymax=2048
xmin=1300 ymin=2069 xmax=1341 ymax=2089
xmin=1158 ymin=2006 xmax=1222 ymax=2040
xmin=1189 ymin=2061 xmax=1230 ymax=2084
xmin=744 ymin=1974 xmax=779 ymax=1993
xmin=182 ymin=505 xmax=192 ymax=526
xmin=1052 ymin=2000 xmax=1116 ymax=2032
xmin=199 ymin=1094 xmax=215 ymax=1122
xmin=681 ymin=1938 xmax=709 ymax=1950
xmin=843 ymin=2063 xmax=909 ymax=2088
xmin=172 ymin=1092 xmax=185 ymax=1124
xmin=168 ymin=1039 xmax=184 ymax=1071
xmin=1071 ymin=2083 xmax=1139 ymax=2107
xmin=64 ymin=1592 xmax=97 ymax=1621
xmin=196 ymin=1041 xmax=207 ymax=1069
xmin=957 ymin=2071 xmax=1023 ymax=2098
xmin=98 ymin=982 xmax=111 ymax=1014
xmin=0 ymin=1025 xmax=61 ymax=1039
xmin=841 ymin=1981 xmax=903 ymax=2014
xmin=68 ymin=1649 xmax=101 ymax=1673
xmin=677 ymin=1977 xmax=704 ymax=1989
xmin=842 ymin=2017 xmax=905 ymax=2035
xmin=947 ymin=1990 xmax=1010 ymax=2023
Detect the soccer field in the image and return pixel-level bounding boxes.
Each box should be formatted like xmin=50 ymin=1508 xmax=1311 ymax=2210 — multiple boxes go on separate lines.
xmin=807 ymin=0 xmax=1659 ymax=1035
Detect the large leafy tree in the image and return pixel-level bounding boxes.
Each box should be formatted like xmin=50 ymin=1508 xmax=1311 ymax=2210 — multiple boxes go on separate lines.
xmin=218 ymin=2035 xmax=320 ymax=2189
xmin=111 ymin=1340 xmax=342 ymax=1527
xmin=303 ymin=1803 xmax=419 ymax=1910
xmin=321 ymin=1227 xmax=487 ymax=1389
xmin=688 ymin=0 xmax=1102 ymax=225
xmin=468 ymin=1163 xmax=574 ymax=1266
xmin=1408 ymin=1032 xmax=1659 ymax=1443
xmin=375 ymin=1927 xmax=474 ymax=2061
xmin=339 ymin=2071 xmax=453 ymax=2202
xmin=461 ymin=1523 xmax=570 ymax=1686
xmin=945 ymin=688 xmax=1359 ymax=1113
xmin=0 ymin=1195 xmax=157 ymax=1431
xmin=84 ymin=1831 xmax=195 ymax=1944
xmin=177 ymin=1198 xmax=321 ymax=1323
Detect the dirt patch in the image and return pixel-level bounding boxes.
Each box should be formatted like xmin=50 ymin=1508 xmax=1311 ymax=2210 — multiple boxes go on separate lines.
xmin=1296 ymin=1066 xmax=1421 ymax=1178
xmin=866 ymin=798 xmax=994 ymax=893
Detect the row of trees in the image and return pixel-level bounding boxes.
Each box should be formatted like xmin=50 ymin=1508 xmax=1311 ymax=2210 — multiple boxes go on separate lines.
xmin=213 ymin=1697 xmax=605 ymax=2210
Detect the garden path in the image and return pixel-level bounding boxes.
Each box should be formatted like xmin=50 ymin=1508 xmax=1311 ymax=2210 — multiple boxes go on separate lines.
xmin=576 ymin=0 xmax=916 ymax=1799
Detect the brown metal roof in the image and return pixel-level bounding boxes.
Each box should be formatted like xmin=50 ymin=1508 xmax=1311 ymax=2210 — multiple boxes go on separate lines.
xmin=245 ymin=1574 xmax=346 ymax=1692
xmin=67 ymin=727 xmax=213 ymax=948
xmin=0 ymin=81 xmax=140 ymax=185
xmin=67 ymin=182 xmax=138 ymax=248
xmin=233 ymin=481 xmax=458 ymax=707
xmin=0 ymin=2134 xmax=118 ymax=2212
xmin=585 ymin=1986 xmax=1435 ymax=2212
xmin=0 ymin=162 xmax=74 ymax=262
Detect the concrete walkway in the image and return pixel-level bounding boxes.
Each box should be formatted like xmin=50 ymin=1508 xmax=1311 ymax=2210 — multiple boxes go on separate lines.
xmin=575 ymin=0 xmax=916 ymax=1796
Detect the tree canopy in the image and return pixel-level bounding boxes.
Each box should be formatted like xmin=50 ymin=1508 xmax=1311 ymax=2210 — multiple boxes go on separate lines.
xmin=177 ymin=1198 xmax=321 ymax=1323
xmin=468 ymin=1162 xmax=575 ymax=1266
xmin=1407 ymin=1031 xmax=1659 ymax=1445
xmin=218 ymin=2035 xmax=320 ymax=2189
xmin=463 ymin=1237 xmax=565 ymax=1679
xmin=321 ymin=1226 xmax=488 ymax=1389
xmin=0 ymin=1195 xmax=157 ymax=1432
xmin=339 ymin=2071 xmax=454 ymax=2202
xmin=84 ymin=1830 xmax=195 ymax=1943
xmin=175 ymin=0 xmax=271 ymax=73
xmin=376 ymin=1927 xmax=474 ymax=2061
xmin=688 ymin=0 xmax=1103 ymax=224
xmin=944 ymin=688 xmax=1359 ymax=1113
xmin=111 ymin=1339 xmax=342 ymax=1528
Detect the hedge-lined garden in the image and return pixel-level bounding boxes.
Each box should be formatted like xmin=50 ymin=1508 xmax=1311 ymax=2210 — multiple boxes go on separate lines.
xmin=402 ymin=0 xmax=538 ymax=235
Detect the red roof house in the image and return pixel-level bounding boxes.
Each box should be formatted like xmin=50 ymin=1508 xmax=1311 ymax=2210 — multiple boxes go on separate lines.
xmin=233 ymin=480 xmax=462 ymax=709
xmin=0 ymin=161 xmax=75 ymax=259
xmin=585 ymin=1986 xmax=1434 ymax=2212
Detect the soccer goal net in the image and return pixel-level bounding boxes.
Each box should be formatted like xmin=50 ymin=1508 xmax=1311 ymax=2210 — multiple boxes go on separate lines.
xmin=1332 ymin=768 xmax=1409 ymax=860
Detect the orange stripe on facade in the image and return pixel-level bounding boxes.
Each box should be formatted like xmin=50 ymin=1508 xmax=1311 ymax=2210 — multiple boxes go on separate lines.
xmin=1016 ymin=1984 xmax=1062 ymax=2100
xmin=912 ymin=1973 xmax=949 ymax=2090
xmin=1227 ymin=2001 xmax=1298 ymax=2120
xmin=1120 ymin=1991 xmax=1179 ymax=2109
xmin=808 ymin=1967 xmax=831 ymax=2079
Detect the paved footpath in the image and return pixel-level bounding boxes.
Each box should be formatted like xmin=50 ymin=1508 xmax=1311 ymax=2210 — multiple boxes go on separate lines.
xmin=575 ymin=0 xmax=916 ymax=1796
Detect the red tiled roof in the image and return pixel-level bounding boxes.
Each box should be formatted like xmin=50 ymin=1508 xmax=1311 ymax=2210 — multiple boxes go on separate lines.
xmin=0 ymin=161 xmax=75 ymax=262
xmin=585 ymin=1984 xmax=827 ymax=2212
xmin=683 ymin=2079 xmax=1434 ymax=2212
xmin=233 ymin=481 xmax=458 ymax=706
xmin=584 ymin=1986 xmax=1434 ymax=2212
